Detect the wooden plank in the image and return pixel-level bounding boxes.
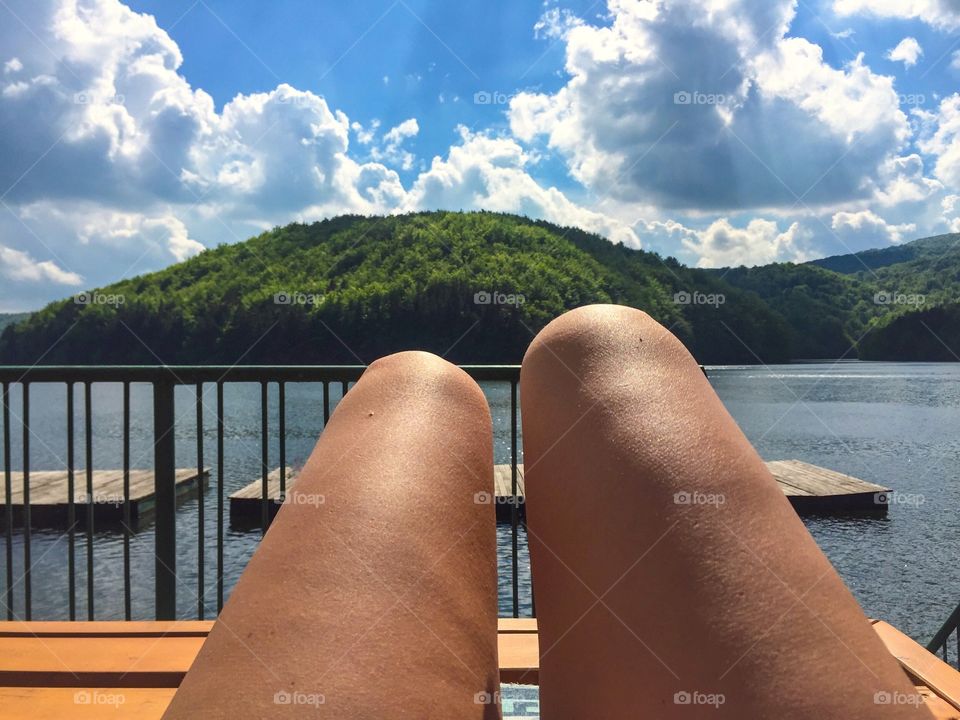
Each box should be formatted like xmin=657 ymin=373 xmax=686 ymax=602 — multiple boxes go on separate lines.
xmin=0 ymin=687 xmax=177 ymax=720
xmin=873 ymin=620 xmax=960 ymax=712
xmin=498 ymin=629 xmax=539 ymax=684
xmin=0 ymin=621 xmax=213 ymax=638
xmin=0 ymin=636 xmax=205 ymax=687
xmin=915 ymin=685 xmax=960 ymax=720
xmin=1 ymin=618 xmax=957 ymax=719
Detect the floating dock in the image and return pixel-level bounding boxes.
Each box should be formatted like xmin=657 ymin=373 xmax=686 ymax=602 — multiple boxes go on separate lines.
xmin=0 ymin=618 xmax=957 ymax=718
xmin=229 ymin=459 xmax=890 ymax=525
xmin=1 ymin=469 xmax=209 ymax=527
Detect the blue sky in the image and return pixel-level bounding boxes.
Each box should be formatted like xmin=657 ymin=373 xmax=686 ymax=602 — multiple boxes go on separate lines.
xmin=3 ymin=0 xmax=960 ymax=310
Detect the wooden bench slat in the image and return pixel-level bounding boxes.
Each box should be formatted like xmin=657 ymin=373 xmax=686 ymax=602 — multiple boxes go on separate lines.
xmin=872 ymin=620 xmax=960 ymax=712
xmin=0 ymin=636 xmax=205 ymax=687
xmin=0 ymin=687 xmax=176 ymax=720
xmin=0 ymin=621 xmax=214 ymax=638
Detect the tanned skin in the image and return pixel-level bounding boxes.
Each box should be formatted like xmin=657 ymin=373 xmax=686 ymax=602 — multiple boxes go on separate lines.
xmin=163 ymin=352 xmax=501 ymax=720
xmin=520 ymin=305 xmax=929 ymax=719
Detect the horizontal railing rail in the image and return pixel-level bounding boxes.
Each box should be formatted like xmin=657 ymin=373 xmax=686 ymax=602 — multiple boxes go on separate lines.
xmin=0 ymin=365 xmax=524 ymax=623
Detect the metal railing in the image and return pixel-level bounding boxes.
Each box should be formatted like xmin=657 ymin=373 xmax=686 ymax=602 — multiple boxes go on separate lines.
xmin=0 ymin=365 xmax=524 ymax=622
xmin=928 ymin=601 xmax=960 ymax=669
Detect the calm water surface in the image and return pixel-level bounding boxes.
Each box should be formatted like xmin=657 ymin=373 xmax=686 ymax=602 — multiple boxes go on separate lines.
xmin=1 ymin=361 xmax=957 ymax=647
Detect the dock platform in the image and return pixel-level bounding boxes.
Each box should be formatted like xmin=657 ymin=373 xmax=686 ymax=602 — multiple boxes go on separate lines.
xmin=1 ymin=469 xmax=209 ymax=527
xmin=0 ymin=618 xmax=957 ymax=719
xmin=229 ymin=459 xmax=890 ymax=525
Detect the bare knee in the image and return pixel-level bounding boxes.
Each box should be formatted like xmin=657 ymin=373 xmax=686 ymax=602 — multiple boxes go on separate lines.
xmin=522 ymin=304 xmax=693 ymax=391
xmin=363 ymin=350 xmax=489 ymax=417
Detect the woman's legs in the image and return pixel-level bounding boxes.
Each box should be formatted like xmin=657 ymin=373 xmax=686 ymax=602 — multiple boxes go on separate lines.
xmin=164 ymin=352 xmax=501 ymax=719
xmin=521 ymin=305 xmax=927 ymax=718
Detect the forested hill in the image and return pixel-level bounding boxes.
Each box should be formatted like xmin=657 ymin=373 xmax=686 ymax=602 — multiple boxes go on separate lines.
xmin=0 ymin=212 xmax=791 ymax=365
xmin=4 ymin=213 xmax=959 ymax=364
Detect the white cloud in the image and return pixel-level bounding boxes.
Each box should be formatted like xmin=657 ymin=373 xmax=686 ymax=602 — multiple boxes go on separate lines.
xmin=0 ymin=243 xmax=83 ymax=285
xmin=534 ymin=8 xmax=584 ymax=40
xmin=639 ymin=217 xmax=811 ymax=268
xmin=509 ymin=0 xmax=908 ymax=212
xmin=917 ymin=94 xmax=960 ymax=188
xmin=407 ymin=127 xmax=640 ymax=246
xmin=886 ymin=37 xmax=923 ymax=67
xmin=831 ymin=209 xmax=916 ymax=244
xmin=834 ymin=0 xmax=960 ymax=30
xmin=373 ymin=118 xmax=419 ymax=171
xmin=3 ymin=57 xmax=22 ymax=74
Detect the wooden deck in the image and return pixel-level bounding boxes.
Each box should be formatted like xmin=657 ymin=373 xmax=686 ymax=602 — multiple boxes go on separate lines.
xmin=230 ymin=459 xmax=890 ymax=525
xmin=1 ymin=469 xmax=209 ymax=527
xmin=0 ymin=618 xmax=957 ymax=718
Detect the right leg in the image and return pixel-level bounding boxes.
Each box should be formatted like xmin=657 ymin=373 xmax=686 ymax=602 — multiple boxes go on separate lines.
xmin=521 ymin=305 xmax=927 ymax=718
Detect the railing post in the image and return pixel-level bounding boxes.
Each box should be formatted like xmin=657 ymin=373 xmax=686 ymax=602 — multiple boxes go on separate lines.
xmin=153 ymin=380 xmax=177 ymax=620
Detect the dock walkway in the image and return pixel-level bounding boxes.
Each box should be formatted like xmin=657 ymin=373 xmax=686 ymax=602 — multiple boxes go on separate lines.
xmin=1 ymin=469 xmax=209 ymax=527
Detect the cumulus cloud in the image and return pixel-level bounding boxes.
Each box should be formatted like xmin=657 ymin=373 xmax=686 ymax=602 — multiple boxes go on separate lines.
xmin=371 ymin=118 xmax=419 ymax=171
xmin=534 ymin=8 xmax=584 ymax=40
xmin=0 ymin=243 xmax=82 ymax=285
xmin=917 ymin=94 xmax=960 ymax=189
xmin=638 ymin=217 xmax=811 ymax=268
xmin=886 ymin=37 xmax=923 ymax=67
xmin=509 ymin=0 xmax=908 ymax=212
xmin=407 ymin=127 xmax=640 ymax=246
xmin=831 ymin=209 xmax=916 ymax=245
xmin=834 ymin=0 xmax=960 ymax=30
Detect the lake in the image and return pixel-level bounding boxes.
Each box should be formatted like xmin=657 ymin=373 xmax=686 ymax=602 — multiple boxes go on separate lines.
xmin=0 ymin=361 xmax=958 ymax=648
